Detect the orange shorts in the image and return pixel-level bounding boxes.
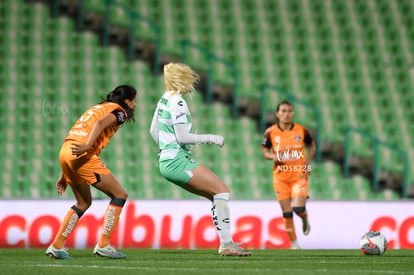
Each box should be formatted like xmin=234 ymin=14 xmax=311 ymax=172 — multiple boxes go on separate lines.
xmin=272 ymin=173 xmax=308 ymax=201
xmin=59 ymin=141 xmax=111 ymax=185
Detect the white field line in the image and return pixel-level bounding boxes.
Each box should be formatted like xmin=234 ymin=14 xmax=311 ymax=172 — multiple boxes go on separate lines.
xmin=17 ymin=264 xmax=411 ymax=274
xmin=24 ymin=264 xmax=273 ymax=272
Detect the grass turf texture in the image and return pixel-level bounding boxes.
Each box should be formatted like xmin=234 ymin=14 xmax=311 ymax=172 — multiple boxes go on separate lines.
xmin=1 ymin=249 xmax=413 ymax=275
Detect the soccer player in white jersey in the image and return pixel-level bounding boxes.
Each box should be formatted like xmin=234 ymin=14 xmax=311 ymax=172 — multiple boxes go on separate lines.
xmin=149 ymin=63 xmax=251 ymax=256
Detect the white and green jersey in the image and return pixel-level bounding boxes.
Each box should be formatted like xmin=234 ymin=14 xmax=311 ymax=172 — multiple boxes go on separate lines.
xmin=153 ymin=91 xmax=193 ymax=160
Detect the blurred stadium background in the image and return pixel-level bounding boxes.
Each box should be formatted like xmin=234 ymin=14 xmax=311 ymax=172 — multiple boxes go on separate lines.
xmin=1 ymin=0 xmax=413 ymax=201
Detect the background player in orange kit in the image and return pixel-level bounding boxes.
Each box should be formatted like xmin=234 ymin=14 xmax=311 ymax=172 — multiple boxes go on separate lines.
xmin=261 ymin=101 xmax=316 ymax=249
xmin=46 ymin=85 xmax=137 ymax=259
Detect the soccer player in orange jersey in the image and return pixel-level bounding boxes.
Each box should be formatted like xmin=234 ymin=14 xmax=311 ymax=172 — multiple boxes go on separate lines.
xmin=261 ymin=101 xmax=316 ymax=249
xmin=45 ymin=85 xmax=137 ymax=259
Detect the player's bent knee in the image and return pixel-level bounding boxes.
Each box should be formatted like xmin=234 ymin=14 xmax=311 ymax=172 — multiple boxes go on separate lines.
xmin=293 ymin=206 xmax=306 ymax=215
xmin=283 ymin=212 xmax=293 ymax=218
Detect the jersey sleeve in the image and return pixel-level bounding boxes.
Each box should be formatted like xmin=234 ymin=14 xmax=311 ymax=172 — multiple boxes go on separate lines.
xmin=149 ymin=107 xmax=159 ymax=145
xmin=171 ymin=98 xmax=190 ymax=125
xmin=261 ymin=130 xmax=272 ymax=149
xmin=111 ymin=109 xmax=127 ymax=125
xmin=304 ymin=128 xmax=313 ymax=145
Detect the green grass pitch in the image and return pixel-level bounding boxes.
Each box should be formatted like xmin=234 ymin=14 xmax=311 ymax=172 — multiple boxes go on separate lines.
xmin=1 ymin=249 xmax=413 ymax=275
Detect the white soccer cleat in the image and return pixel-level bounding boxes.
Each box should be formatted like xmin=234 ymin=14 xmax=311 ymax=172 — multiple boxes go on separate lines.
xmin=94 ymin=244 xmax=127 ymax=259
xmin=218 ymin=242 xmax=251 ymax=257
xmin=290 ymin=240 xmax=301 ymax=249
xmin=302 ymin=218 xmax=311 ymax=236
xmin=45 ymin=245 xmax=72 ymax=259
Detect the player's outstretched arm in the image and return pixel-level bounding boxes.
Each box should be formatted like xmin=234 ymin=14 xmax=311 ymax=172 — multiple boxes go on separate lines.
xmin=174 ymin=123 xmax=224 ymax=147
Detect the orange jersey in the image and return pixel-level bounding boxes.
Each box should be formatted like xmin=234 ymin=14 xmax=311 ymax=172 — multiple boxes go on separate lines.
xmin=262 ymin=123 xmax=313 ymax=180
xmin=65 ymin=102 xmax=127 ymax=156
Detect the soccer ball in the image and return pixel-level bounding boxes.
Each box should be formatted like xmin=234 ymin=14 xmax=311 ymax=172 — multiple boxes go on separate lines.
xmin=360 ymin=231 xmax=387 ymax=255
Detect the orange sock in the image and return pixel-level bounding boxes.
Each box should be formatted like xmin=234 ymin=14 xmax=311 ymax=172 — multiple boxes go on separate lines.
xmin=284 ymin=217 xmax=297 ymax=242
xmin=98 ymin=202 xmax=124 ymax=248
xmin=52 ymin=206 xmax=83 ymax=249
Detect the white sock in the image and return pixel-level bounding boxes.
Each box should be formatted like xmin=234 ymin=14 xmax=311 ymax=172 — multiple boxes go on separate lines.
xmin=211 ymin=192 xmax=232 ymax=244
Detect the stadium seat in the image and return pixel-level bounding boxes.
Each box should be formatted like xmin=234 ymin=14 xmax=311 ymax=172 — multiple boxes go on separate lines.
xmin=1 ymin=0 xmax=412 ymax=200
